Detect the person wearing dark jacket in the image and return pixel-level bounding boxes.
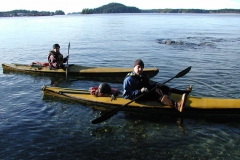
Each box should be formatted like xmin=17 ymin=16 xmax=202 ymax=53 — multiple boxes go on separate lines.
xmin=48 ymin=44 xmax=69 ymax=69
xmin=123 ymin=59 xmax=192 ymax=112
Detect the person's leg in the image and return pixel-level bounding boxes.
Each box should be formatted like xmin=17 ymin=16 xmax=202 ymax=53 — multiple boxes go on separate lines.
xmin=170 ymin=86 xmax=192 ymax=95
xmin=155 ymin=86 xmax=190 ymax=112
xmin=157 ymin=83 xmax=192 ymax=95
xmin=160 ymin=94 xmax=186 ymax=112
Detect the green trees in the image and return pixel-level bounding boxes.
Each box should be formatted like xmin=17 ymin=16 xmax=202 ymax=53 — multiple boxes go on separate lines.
xmin=55 ymin=10 xmax=65 ymax=15
xmin=81 ymin=8 xmax=93 ymax=14
xmin=80 ymin=3 xmax=240 ymax=14
xmin=155 ymin=9 xmax=240 ymax=13
xmin=82 ymin=3 xmax=141 ymax=14
xmin=0 ymin=9 xmax=65 ymax=17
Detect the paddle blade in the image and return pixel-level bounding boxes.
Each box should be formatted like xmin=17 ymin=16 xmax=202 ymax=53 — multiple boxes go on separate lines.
xmin=68 ymin=42 xmax=70 ymax=55
xmin=91 ymin=107 xmax=121 ymax=124
xmin=175 ymin=66 xmax=191 ymax=78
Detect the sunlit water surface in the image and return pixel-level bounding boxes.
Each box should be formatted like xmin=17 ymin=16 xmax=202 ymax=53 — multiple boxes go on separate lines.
xmin=0 ymin=13 xmax=240 ymax=159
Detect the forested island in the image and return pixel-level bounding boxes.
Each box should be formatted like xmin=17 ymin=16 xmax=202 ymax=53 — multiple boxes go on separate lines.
xmin=81 ymin=3 xmax=140 ymax=14
xmin=0 ymin=10 xmax=65 ymax=17
xmin=1 ymin=2 xmax=239 ymax=17
xmin=81 ymin=3 xmax=240 ymax=14
xmin=142 ymin=8 xmax=240 ymax=13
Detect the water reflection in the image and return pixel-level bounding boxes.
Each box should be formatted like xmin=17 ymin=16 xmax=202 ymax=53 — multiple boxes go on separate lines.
xmin=50 ymin=76 xmax=66 ymax=86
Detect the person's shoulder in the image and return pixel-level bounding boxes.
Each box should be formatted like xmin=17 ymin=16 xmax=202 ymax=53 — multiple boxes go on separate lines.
xmin=49 ymin=50 xmax=54 ymax=54
xmin=126 ymin=71 xmax=136 ymax=77
xmin=124 ymin=74 xmax=137 ymax=83
xmin=124 ymin=74 xmax=131 ymax=81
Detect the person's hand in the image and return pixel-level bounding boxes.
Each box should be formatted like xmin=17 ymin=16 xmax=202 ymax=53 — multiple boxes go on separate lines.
xmin=140 ymin=87 xmax=148 ymax=93
xmin=65 ymin=55 xmax=69 ymax=59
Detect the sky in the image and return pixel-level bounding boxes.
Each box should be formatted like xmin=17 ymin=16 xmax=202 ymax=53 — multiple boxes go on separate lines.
xmin=1 ymin=0 xmax=240 ymax=14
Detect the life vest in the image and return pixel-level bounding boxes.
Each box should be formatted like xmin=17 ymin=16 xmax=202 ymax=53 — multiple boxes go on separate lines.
xmin=125 ymin=72 xmax=150 ymax=89
xmin=48 ymin=51 xmax=64 ymax=66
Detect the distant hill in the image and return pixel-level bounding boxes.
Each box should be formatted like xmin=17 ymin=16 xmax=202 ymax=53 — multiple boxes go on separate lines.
xmin=81 ymin=3 xmax=141 ymax=14
xmin=0 ymin=9 xmax=65 ymax=17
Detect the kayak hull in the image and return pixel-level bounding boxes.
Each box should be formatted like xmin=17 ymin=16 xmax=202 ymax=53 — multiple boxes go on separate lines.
xmin=41 ymin=86 xmax=240 ymax=114
xmin=2 ymin=63 xmax=159 ymax=78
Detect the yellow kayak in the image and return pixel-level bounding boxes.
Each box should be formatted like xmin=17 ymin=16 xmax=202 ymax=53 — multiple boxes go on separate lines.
xmin=2 ymin=63 xmax=159 ymax=78
xmin=41 ymin=85 xmax=240 ymax=113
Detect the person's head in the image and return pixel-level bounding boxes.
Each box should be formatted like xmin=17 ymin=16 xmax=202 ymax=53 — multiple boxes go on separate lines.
xmin=53 ymin=44 xmax=60 ymax=52
xmin=133 ymin=59 xmax=144 ymax=75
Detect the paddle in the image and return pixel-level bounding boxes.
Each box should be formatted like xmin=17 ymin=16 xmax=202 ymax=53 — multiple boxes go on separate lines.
xmin=66 ymin=42 xmax=70 ymax=79
xmin=91 ymin=66 xmax=191 ymax=124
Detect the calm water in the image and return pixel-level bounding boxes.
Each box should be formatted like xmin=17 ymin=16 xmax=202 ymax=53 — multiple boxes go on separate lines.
xmin=1 ymin=13 xmax=240 ymax=159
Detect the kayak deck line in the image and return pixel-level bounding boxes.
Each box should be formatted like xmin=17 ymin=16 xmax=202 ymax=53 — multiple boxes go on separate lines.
xmin=2 ymin=63 xmax=159 ymax=78
xmin=41 ymin=86 xmax=240 ymax=113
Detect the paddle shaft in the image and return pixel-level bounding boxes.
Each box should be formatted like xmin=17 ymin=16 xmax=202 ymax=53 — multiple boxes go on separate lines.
xmin=91 ymin=66 xmax=191 ymax=124
xmin=66 ymin=42 xmax=70 ymax=79
xmin=67 ymin=42 xmax=70 ymax=65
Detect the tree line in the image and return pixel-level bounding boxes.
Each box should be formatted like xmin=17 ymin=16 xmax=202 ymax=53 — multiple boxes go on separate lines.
xmin=0 ymin=9 xmax=65 ymax=17
xmin=81 ymin=3 xmax=240 ymax=14
xmin=1 ymin=3 xmax=239 ymax=16
xmin=145 ymin=8 xmax=240 ymax=13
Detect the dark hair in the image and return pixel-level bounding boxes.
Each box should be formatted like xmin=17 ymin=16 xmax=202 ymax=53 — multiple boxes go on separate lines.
xmin=134 ymin=59 xmax=144 ymax=68
xmin=53 ymin=44 xmax=60 ymax=49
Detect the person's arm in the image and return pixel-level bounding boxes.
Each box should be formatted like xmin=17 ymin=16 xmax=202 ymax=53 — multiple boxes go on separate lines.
xmin=48 ymin=54 xmax=58 ymax=69
xmin=48 ymin=55 xmax=53 ymax=63
xmin=63 ymin=54 xmax=69 ymax=63
xmin=123 ymin=77 xmax=141 ymax=99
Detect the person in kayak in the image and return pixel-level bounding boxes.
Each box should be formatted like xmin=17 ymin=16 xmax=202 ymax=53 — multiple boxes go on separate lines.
xmin=48 ymin=44 xmax=69 ymax=69
xmin=123 ymin=59 xmax=192 ymax=112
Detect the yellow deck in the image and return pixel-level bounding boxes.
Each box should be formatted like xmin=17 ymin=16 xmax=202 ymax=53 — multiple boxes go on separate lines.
xmin=2 ymin=63 xmax=159 ymax=78
xmin=41 ymin=86 xmax=240 ymax=110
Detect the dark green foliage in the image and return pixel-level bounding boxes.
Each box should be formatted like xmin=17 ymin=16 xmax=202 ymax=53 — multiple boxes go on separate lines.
xmin=81 ymin=2 xmax=141 ymax=14
xmin=0 ymin=9 xmax=65 ymax=17
xmin=80 ymin=3 xmax=240 ymax=14
xmin=144 ymin=8 xmax=240 ymax=13
xmin=55 ymin=10 xmax=65 ymax=15
xmin=81 ymin=8 xmax=93 ymax=14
